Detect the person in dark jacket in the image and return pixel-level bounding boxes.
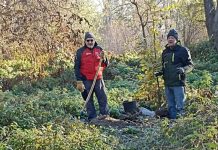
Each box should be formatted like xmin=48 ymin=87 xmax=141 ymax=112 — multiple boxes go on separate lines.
xmin=155 ymin=29 xmax=193 ymax=119
xmin=74 ymin=32 xmax=109 ymax=121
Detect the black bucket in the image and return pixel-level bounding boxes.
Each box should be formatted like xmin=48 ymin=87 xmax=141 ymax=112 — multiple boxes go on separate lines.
xmin=123 ymin=100 xmax=137 ymax=113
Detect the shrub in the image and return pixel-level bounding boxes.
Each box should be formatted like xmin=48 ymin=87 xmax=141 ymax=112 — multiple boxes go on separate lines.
xmin=0 ymin=121 xmax=119 ymax=150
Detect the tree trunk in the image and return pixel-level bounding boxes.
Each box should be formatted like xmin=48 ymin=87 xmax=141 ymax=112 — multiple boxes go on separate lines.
xmin=204 ymin=0 xmax=215 ymax=38
xmin=213 ymin=1 xmax=218 ymax=50
xmin=204 ymin=0 xmax=218 ymax=50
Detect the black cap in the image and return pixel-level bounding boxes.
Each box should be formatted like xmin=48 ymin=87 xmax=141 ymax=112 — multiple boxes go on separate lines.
xmin=167 ymin=29 xmax=178 ymax=41
xmin=84 ymin=32 xmax=95 ymax=40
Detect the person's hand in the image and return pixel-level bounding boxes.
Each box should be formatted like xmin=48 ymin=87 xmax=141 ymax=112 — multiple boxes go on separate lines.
xmin=76 ymin=81 xmax=85 ymax=92
xmin=177 ymin=67 xmax=185 ymax=74
xmin=154 ymin=71 xmax=163 ymax=77
xmin=100 ymin=50 xmax=105 ymax=59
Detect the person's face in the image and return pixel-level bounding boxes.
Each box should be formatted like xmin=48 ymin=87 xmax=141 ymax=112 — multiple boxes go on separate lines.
xmin=85 ymin=38 xmax=95 ymax=48
xmin=167 ymin=36 xmax=177 ymax=47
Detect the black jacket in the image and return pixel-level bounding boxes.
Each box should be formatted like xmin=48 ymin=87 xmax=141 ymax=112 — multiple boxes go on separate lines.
xmin=162 ymin=44 xmax=193 ymax=86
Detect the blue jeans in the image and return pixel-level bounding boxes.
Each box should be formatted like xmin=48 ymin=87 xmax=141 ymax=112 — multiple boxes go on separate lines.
xmin=81 ymin=79 xmax=109 ymax=120
xmin=165 ymin=86 xmax=185 ymax=119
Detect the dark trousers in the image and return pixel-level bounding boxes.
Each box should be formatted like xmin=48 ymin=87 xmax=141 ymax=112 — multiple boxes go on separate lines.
xmin=81 ymin=79 xmax=109 ymax=120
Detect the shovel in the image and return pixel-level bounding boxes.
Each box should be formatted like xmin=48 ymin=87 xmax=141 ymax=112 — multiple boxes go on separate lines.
xmin=80 ymin=57 xmax=104 ymax=117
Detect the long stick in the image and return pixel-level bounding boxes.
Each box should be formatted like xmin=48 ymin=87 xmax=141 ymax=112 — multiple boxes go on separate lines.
xmin=156 ymin=76 xmax=161 ymax=108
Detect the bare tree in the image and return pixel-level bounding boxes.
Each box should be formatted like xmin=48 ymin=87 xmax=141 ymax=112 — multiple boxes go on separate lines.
xmin=130 ymin=0 xmax=148 ymax=49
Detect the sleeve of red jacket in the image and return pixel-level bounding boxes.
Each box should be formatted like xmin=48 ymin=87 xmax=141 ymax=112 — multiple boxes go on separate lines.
xmin=74 ymin=48 xmax=83 ymax=81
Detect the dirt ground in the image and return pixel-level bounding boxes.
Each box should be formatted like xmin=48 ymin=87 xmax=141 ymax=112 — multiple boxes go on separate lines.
xmin=88 ymin=114 xmax=158 ymax=129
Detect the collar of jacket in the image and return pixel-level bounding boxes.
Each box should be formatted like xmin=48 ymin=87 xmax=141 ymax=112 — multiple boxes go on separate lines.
xmin=165 ymin=44 xmax=182 ymax=51
xmin=165 ymin=40 xmax=181 ymax=49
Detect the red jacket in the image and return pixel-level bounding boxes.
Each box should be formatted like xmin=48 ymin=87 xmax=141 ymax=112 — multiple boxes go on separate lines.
xmin=74 ymin=44 xmax=108 ymax=80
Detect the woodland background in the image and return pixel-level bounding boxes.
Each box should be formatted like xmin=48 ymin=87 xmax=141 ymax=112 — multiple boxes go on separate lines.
xmin=0 ymin=0 xmax=218 ymax=149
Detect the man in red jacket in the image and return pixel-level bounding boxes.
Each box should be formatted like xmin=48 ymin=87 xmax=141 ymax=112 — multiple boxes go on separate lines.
xmin=74 ymin=32 xmax=109 ymax=121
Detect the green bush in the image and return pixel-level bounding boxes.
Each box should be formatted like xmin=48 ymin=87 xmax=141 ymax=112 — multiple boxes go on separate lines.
xmin=104 ymin=53 xmax=141 ymax=80
xmin=187 ymin=70 xmax=213 ymax=89
xmin=0 ymin=89 xmax=83 ymax=128
xmin=0 ymin=122 xmax=119 ymax=150
xmin=191 ymin=40 xmax=218 ymax=72
xmin=159 ymin=98 xmax=218 ymax=149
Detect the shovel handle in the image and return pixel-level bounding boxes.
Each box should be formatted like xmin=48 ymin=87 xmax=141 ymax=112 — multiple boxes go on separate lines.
xmin=156 ymin=76 xmax=161 ymax=107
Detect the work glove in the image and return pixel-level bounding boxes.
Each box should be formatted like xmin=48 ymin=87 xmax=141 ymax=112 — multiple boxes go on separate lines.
xmin=176 ymin=67 xmax=185 ymax=74
xmin=100 ymin=50 xmax=105 ymax=59
xmin=76 ymin=81 xmax=85 ymax=92
xmin=154 ymin=71 xmax=163 ymax=77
